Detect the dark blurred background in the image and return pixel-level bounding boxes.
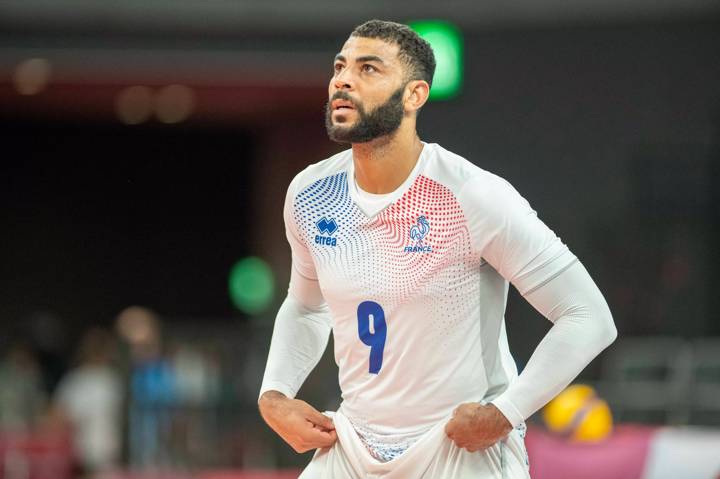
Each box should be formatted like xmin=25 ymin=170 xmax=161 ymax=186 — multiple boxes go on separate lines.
xmin=1 ymin=1 xmax=720 ymax=477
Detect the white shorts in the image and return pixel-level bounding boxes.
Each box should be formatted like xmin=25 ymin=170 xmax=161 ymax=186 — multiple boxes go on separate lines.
xmin=299 ymin=411 xmax=530 ymax=479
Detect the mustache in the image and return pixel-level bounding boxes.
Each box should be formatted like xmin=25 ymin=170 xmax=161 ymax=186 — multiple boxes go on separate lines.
xmin=329 ymin=91 xmax=357 ymax=108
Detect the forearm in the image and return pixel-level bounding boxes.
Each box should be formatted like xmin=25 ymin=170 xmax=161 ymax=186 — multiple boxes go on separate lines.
xmin=259 ymin=289 xmax=331 ymax=401
xmin=491 ymin=260 xmax=617 ymax=426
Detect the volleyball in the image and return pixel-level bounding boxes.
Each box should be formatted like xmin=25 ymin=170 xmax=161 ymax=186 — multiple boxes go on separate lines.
xmin=542 ymin=384 xmax=613 ymax=442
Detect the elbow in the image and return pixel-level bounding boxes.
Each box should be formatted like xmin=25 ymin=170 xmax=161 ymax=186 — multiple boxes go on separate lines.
xmin=598 ymin=305 xmax=618 ymax=350
xmin=569 ymin=301 xmax=617 ymax=351
xmin=604 ymin=317 xmax=618 ymax=348
xmin=581 ymin=291 xmax=617 ymax=350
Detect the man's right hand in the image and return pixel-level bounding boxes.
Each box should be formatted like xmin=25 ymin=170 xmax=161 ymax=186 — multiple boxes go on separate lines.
xmin=258 ymin=390 xmax=337 ymax=453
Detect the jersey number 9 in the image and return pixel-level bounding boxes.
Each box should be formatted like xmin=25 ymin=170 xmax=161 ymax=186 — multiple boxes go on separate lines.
xmin=357 ymin=301 xmax=387 ymax=374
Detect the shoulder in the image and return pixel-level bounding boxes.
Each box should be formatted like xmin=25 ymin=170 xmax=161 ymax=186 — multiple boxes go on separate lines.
xmin=286 ymin=148 xmax=353 ymax=199
xmin=423 ymin=143 xmax=524 ymax=207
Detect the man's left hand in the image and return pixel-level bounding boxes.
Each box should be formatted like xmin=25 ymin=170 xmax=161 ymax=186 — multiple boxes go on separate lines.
xmin=444 ymin=402 xmax=513 ymax=452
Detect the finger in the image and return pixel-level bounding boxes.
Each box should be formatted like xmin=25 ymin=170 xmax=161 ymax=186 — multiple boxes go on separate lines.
xmin=306 ymin=426 xmax=337 ymax=448
xmin=445 ymin=416 xmax=458 ymax=429
xmin=306 ymin=422 xmax=336 ymax=438
xmin=307 ymin=410 xmax=335 ymax=430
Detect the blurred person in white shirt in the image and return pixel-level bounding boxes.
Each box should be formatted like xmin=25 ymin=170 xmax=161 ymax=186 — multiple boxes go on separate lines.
xmin=52 ymin=327 xmax=123 ymax=474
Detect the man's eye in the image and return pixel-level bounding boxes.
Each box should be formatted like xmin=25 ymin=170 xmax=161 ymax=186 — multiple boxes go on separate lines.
xmin=334 ymin=64 xmax=344 ymax=73
xmin=362 ymin=64 xmax=376 ymax=73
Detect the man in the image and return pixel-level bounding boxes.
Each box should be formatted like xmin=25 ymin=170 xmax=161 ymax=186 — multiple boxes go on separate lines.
xmin=258 ymin=19 xmax=617 ymax=478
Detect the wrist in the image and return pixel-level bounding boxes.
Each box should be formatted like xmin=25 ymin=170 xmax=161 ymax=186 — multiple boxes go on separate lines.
xmin=259 ymin=390 xmax=288 ymax=413
xmin=489 ymin=396 xmax=524 ymax=428
xmin=486 ymin=403 xmax=513 ymax=433
xmin=261 ymin=390 xmax=287 ymax=400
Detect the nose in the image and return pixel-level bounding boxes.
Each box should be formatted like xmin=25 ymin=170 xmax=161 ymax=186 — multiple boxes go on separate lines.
xmin=333 ymin=68 xmax=354 ymax=91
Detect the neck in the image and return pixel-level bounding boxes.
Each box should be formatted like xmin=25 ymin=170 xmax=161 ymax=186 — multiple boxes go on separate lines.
xmin=351 ymin=121 xmax=424 ymax=194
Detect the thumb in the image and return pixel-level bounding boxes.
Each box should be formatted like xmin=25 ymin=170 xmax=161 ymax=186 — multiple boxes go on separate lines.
xmin=444 ymin=417 xmax=454 ymax=434
xmin=307 ymin=410 xmax=335 ymax=430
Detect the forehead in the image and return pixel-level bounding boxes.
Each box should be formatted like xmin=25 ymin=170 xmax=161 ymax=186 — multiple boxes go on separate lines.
xmin=337 ymin=36 xmax=402 ymax=66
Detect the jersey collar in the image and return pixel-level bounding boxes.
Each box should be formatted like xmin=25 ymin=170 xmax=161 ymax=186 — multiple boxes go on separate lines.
xmin=347 ymin=141 xmax=430 ymax=218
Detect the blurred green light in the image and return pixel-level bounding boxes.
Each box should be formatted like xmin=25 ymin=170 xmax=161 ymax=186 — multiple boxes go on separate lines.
xmin=409 ymin=20 xmax=463 ymax=101
xmin=228 ymin=257 xmax=275 ymax=315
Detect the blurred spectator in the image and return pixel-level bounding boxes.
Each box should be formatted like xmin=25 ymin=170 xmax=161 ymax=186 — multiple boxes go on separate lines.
xmin=172 ymin=343 xmax=220 ymax=405
xmin=51 ymin=327 xmax=123 ymax=474
xmin=0 ymin=341 xmax=47 ymax=432
xmin=116 ymin=306 xmax=177 ymax=467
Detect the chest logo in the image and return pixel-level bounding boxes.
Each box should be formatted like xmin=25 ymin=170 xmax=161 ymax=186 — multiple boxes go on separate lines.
xmin=315 ymin=217 xmax=338 ymax=246
xmin=404 ymin=215 xmax=432 ymax=253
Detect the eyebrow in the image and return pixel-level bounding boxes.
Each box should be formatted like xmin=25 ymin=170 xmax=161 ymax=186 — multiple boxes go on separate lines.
xmin=333 ymin=54 xmax=385 ymax=64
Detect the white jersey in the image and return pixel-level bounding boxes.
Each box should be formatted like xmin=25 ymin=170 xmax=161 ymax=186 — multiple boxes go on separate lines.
xmin=283 ymin=141 xmax=577 ymax=453
xmin=299 ymin=410 xmax=530 ymax=479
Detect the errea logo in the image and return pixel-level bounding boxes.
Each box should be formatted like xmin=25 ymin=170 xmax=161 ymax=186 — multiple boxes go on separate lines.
xmin=404 ymin=215 xmax=432 ymax=253
xmin=315 ymin=217 xmax=338 ymax=247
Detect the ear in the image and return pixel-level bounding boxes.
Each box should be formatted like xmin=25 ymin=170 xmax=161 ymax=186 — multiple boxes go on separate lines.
xmin=404 ymin=80 xmax=431 ymax=114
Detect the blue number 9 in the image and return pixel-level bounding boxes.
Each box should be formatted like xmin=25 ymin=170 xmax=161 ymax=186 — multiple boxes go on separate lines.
xmin=357 ymin=301 xmax=387 ymax=374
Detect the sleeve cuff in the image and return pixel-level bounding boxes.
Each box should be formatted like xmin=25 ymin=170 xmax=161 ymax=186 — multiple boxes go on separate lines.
xmin=258 ymin=381 xmax=297 ymax=404
xmin=490 ymin=394 xmax=526 ymax=428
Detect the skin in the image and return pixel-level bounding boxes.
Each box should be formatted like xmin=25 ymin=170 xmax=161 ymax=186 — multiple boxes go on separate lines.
xmin=259 ymin=34 xmax=513 ymax=455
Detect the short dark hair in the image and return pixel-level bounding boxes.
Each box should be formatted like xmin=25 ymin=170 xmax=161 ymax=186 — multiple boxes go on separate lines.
xmin=351 ymin=19 xmax=436 ymax=87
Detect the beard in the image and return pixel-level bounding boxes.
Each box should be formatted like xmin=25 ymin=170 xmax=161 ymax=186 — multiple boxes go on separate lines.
xmin=325 ymin=86 xmax=405 ymax=144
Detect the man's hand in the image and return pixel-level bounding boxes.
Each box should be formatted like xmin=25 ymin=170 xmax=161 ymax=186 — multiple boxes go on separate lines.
xmin=258 ymin=390 xmax=337 ymax=453
xmin=444 ymin=402 xmax=513 ymax=452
